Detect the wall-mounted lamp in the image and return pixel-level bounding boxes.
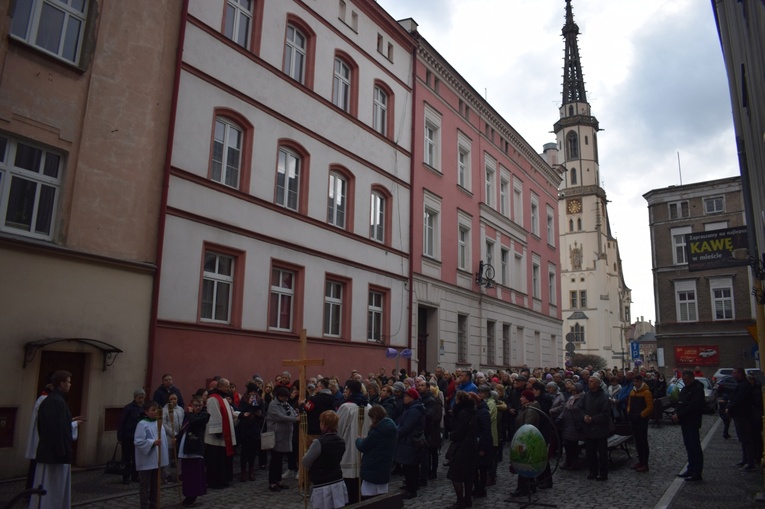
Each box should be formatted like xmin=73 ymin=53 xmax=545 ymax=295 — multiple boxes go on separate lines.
xmin=475 ymin=260 xmax=495 ymax=288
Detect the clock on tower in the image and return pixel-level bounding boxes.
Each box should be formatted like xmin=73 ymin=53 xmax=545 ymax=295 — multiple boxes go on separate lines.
xmin=567 ymin=199 xmax=582 ymax=214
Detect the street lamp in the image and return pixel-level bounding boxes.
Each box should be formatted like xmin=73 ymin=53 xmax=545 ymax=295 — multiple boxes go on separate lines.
xmin=475 ymin=260 xmax=495 ymax=288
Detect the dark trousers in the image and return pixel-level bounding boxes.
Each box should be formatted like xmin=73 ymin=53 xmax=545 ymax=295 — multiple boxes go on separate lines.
xmin=240 ymin=438 xmax=259 ymax=471
xmin=418 ymin=446 xmax=430 ymax=482
xmin=268 ymin=450 xmax=285 ymax=485
xmin=205 ymin=445 xmax=229 ymax=488
xmin=563 ymin=439 xmax=580 ymax=466
xmin=121 ymin=441 xmax=138 ymax=481
xmin=258 ymin=448 xmax=268 ymax=468
xmin=733 ymin=415 xmax=757 ymax=466
xmin=344 ymin=478 xmax=360 ymax=504
xmin=428 ymin=447 xmax=439 ymax=475
xmin=138 ymin=469 xmax=159 ymax=509
xmin=631 ymin=418 xmax=650 ymax=465
xmin=402 ymin=463 xmax=419 ymax=494
xmin=680 ymin=424 xmax=703 ymax=475
xmin=584 ymin=436 xmax=608 ymax=477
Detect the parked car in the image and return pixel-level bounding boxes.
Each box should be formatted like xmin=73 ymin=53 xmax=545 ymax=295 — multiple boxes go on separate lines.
xmin=712 ymin=368 xmax=762 ymax=384
xmin=667 ymin=376 xmax=718 ymax=413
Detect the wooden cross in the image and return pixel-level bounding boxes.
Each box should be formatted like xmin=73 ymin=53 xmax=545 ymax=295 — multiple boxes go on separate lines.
xmin=282 ymin=329 xmax=324 ymax=500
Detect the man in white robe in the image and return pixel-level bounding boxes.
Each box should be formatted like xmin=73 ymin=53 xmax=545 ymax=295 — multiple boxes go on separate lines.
xmin=336 ymin=379 xmax=371 ymax=504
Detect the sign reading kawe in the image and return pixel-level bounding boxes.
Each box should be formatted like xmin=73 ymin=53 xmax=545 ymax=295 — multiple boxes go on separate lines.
xmin=674 ymin=345 xmax=719 ymax=366
xmin=685 ymin=226 xmax=749 ymax=272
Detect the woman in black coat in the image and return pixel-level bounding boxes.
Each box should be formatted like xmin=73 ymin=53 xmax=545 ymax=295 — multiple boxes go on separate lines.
xmin=446 ymin=391 xmax=478 ymax=509
xmin=237 ymin=382 xmax=264 ymax=481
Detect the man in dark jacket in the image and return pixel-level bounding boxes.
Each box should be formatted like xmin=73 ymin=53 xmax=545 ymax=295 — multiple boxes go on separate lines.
xmin=395 ymin=388 xmax=425 ymax=499
xmin=579 ymin=374 xmax=612 ymax=481
xmin=303 ymin=378 xmax=335 ymax=439
xmin=416 ymin=378 xmax=439 ymax=485
xmin=673 ymin=370 xmax=705 ymax=481
xmin=726 ymin=367 xmax=757 ymax=470
xmin=117 ymin=388 xmax=145 ymax=484
xmin=153 ymin=373 xmax=184 ymax=409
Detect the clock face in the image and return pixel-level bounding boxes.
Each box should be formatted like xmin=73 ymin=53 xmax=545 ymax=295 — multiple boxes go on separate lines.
xmin=567 ymin=199 xmax=582 ymax=214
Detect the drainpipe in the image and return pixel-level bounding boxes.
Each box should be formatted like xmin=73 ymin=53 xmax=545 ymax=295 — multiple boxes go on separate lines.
xmin=146 ymin=0 xmax=189 ymax=391
xmin=406 ymin=35 xmax=418 ymax=376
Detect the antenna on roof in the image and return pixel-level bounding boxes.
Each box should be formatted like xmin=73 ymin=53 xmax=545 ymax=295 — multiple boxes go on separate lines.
xmin=677 ymin=151 xmax=683 ymax=185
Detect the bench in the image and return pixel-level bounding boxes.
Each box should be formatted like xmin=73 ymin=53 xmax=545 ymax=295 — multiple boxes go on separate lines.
xmin=606 ymin=433 xmax=632 ymax=465
xmin=345 ymin=491 xmax=404 ymax=509
xmin=654 ymin=397 xmax=675 ymax=422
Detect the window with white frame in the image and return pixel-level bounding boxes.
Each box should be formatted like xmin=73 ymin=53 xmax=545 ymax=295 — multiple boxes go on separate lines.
xmin=332 ymin=57 xmax=351 ymax=112
xmin=457 ymin=131 xmax=471 ymax=190
xmin=546 ymin=205 xmax=555 ymax=245
xmin=269 ymin=268 xmax=295 ymax=330
xmin=671 ymin=226 xmax=692 ymax=265
xmin=201 ymin=252 xmax=234 ymax=323
xmin=486 ymin=320 xmax=496 ymax=365
xmin=500 ymin=248 xmax=509 ymax=286
xmin=424 ymin=208 xmax=437 ymax=257
xmin=327 ymin=172 xmax=347 ymax=228
xmin=369 ymin=191 xmax=385 ymax=242
xmin=580 ymin=290 xmax=587 ymax=308
xmin=367 ymin=290 xmax=383 ymax=342
xmin=11 ymin=0 xmax=88 ymax=64
xmin=0 ymin=134 xmax=63 ymax=240
xmin=704 ymin=196 xmax=724 ymax=214
xmin=485 ymin=239 xmax=494 ymax=270
xmin=675 ymin=280 xmax=698 ymax=322
xmin=212 ymin=118 xmax=242 ymax=188
xmin=284 ymin=24 xmax=306 ymax=83
xmin=513 ymin=252 xmax=524 ymax=291
xmin=457 ymin=314 xmax=468 ymax=363
xmin=548 ymin=265 xmax=556 ymax=305
xmin=500 ymin=176 xmax=509 ymax=216
xmin=276 ymin=147 xmax=300 ymax=210
xmin=570 ymin=290 xmax=578 ymax=309
xmin=513 ymin=178 xmax=523 ymax=225
xmin=669 ymin=200 xmax=689 ymax=219
xmin=224 ymin=0 xmax=252 ymax=48
xmin=530 ymin=193 xmax=539 ymax=235
xmin=423 ymin=106 xmax=441 ymax=170
xmin=502 ymin=324 xmax=511 ymax=365
xmin=484 ymin=155 xmax=496 ymax=208
xmin=323 ymin=280 xmax=343 ymax=336
xmin=372 ymin=86 xmax=388 ymax=135
xmin=532 ymin=255 xmax=541 ymax=299
xmin=710 ymin=277 xmax=734 ymax=320
xmin=571 ymin=323 xmax=585 ymax=342
xmin=458 ymin=225 xmax=469 ymax=270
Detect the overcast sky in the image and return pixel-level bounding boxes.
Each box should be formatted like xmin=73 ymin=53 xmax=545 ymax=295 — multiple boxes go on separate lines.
xmin=377 ymin=0 xmax=739 ymax=324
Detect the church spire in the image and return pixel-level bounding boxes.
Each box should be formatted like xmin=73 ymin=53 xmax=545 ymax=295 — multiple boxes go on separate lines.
xmin=561 ymin=0 xmax=587 ymax=104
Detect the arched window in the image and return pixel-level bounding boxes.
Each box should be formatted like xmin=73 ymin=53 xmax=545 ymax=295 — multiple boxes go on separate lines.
xmin=369 ymin=186 xmax=392 ymax=244
xmin=566 ymin=131 xmax=579 ymax=160
xmin=570 ymin=168 xmax=577 ymax=185
xmin=327 ymin=167 xmax=355 ymax=230
xmin=209 ymin=109 xmax=253 ymax=192
xmin=333 ymin=57 xmax=351 ymax=111
xmin=577 ymin=218 xmax=582 ymax=231
xmin=284 ymin=24 xmax=306 ymax=83
xmin=568 ymin=105 xmax=574 ymax=117
xmin=372 ymin=81 xmax=394 ymax=138
xmin=569 ymin=219 xmax=574 ymax=232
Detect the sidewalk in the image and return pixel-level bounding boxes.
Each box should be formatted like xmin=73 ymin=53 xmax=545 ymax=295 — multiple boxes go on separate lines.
xmin=1 ymin=414 xmax=763 ymax=509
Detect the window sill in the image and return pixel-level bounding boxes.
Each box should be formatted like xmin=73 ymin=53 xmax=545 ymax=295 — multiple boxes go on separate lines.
xmin=8 ymin=36 xmax=86 ymax=73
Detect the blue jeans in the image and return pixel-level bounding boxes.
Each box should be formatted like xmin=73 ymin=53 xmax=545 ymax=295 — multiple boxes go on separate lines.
xmin=680 ymin=424 xmax=703 ymax=475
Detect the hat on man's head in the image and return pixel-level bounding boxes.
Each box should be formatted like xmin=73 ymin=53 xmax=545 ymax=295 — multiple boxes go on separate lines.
xmin=405 ymin=388 xmax=420 ymax=399
xmin=516 ymin=376 xmax=528 ymax=382
xmin=521 ymin=389 xmax=535 ymax=402
xmin=392 ymin=381 xmax=406 ymax=393
xmin=477 ymin=384 xmax=492 ymax=395
xmin=134 ymin=388 xmax=146 ymax=398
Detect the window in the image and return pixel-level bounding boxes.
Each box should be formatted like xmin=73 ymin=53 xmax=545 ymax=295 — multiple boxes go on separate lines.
xmin=224 ymin=0 xmax=252 ymax=48
xmin=566 ymin=131 xmax=579 ymax=159
xmin=570 ymin=290 xmax=578 ymax=309
xmin=276 ymin=148 xmax=300 ymax=210
xmin=675 ymin=280 xmax=698 ymax=322
xmin=710 ymin=277 xmax=734 ymax=320
xmin=369 ymin=191 xmax=385 ymax=242
xmin=458 ymin=225 xmax=469 ymax=270
xmin=457 ymin=132 xmax=471 ymax=190
xmin=423 ymin=208 xmax=437 ymax=257
xmin=570 ymin=168 xmax=577 ymax=185
xmin=211 ymin=118 xmax=243 ymax=188
xmin=457 ymin=314 xmax=468 ymax=363
xmin=501 ymin=248 xmax=509 ymax=286
xmin=201 ymin=252 xmax=234 ymax=323
xmin=580 ymin=290 xmax=587 ymax=308
xmin=486 ymin=320 xmax=496 ymax=365
xmin=323 ymin=280 xmax=343 ymax=337
xmin=284 ymin=23 xmax=307 ymax=83
xmin=372 ymin=86 xmax=388 ymax=135
xmin=513 ymin=252 xmax=524 ymax=291
xmin=11 ymin=0 xmax=88 ymax=64
xmin=571 ymin=323 xmax=585 ymax=343
xmin=513 ymin=178 xmax=523 ymax=224
xmin=546 ymin=206 xmax=555 ymax=245
xmin=671 ymin=226 xmax=692 ymax=265
xmin=704 ymin=196 xmax=724 ymax=214
xmin=530 ymin=193 xmax=539 ymax=235
xmin=669 ymin=200 xmax=689 ymax=219
xmin=327 ymin=171 xmax=348 ymax=228
xmin=332 ymin=57 xmax=351 ymax=112
xmin=500 ymin=177 xmax=509 ymax=216
xmin=532 ymin=255 xmax=541 ymax=299
xmin=484 ymin=156 xmax=496 ymax=208
xmin=0 ymin=134 xmax=63 ymax=240
xmin=269 ymin=268 xmax=295 ymax=331
xmin=367 ymin=289 xmax=385 ymax=342
xmin=548 ymin=266 xmax=556 ymax=305
xmin=705 ymin=221 xmax=728 ymax=231
xmin=485 ymin=240 xmax=494 ymax=270
xmin=502 ymin=324 xmax=511 ymax=365
xmin=423 ymin=106 xmax=441 ymax=170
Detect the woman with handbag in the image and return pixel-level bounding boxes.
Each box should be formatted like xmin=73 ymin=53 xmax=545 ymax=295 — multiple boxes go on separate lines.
xmin=178 ymin=395 xmax=210 ymax=507
xmin=266 ymin=386 xmax=299 ymax=492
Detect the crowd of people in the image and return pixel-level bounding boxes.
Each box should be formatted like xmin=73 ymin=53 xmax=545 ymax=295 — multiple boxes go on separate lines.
xmin=104 ymin=363 xmax=763 ymax=509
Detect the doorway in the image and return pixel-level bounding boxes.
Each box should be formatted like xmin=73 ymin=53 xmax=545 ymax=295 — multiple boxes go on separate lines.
xmin=417 ymin=306 xmax=439 ymax=374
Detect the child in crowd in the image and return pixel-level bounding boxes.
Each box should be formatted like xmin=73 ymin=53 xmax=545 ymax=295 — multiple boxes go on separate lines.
xmin=134 ymin=400 xmax=169 ymax=509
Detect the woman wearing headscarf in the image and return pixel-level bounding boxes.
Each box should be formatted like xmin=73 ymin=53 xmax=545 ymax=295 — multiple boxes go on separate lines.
xmin=266 ymin=386 xmax=299 ymax=492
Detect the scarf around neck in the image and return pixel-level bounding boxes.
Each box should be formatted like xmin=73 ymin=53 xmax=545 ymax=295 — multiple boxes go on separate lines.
xmin=208 ymin=392 xmax=235 ymax=456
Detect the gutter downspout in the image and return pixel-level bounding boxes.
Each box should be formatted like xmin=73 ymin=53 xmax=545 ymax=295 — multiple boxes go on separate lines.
xmin=407 ymin=37 xmax=417 ymax=376
xmin=145 ymin=0 xmax=189 ymax=391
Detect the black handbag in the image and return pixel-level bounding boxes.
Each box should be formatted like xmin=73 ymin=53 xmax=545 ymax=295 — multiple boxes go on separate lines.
xmin=104 ymin=442 xmax=126 ymax=475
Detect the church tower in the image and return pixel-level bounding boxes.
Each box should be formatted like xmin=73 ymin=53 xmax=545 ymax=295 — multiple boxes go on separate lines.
xmin=554 ymin=0 xmax=632 ymax=367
